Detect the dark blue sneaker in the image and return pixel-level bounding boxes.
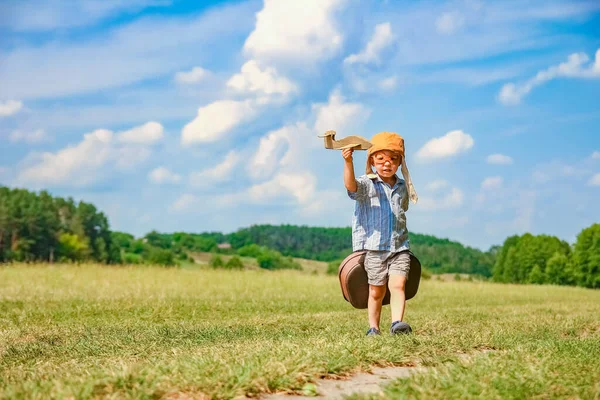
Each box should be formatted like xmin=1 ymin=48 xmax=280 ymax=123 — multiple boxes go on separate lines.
xmin=366 ymin=327 xmax=381 ymax=336
xmin=390 ymin=320 xmax=412 ymax=335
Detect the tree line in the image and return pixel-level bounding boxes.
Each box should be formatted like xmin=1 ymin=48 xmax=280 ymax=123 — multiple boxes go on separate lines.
xmin=1 ymin=186 xmax=598 ymax=287
xmin=0 ymin=187 xmax=181 ymax=266
xmin=493 ymin=226 xmax=600 ymax=288
xmin=226 ymin=224 xmax=497 ymax=277
xmin=0 ymin=187 xmax=119 ymax=263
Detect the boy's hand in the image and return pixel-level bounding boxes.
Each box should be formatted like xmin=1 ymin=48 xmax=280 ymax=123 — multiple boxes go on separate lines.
xmin=342 ymin=148 xmax=354 ymax=162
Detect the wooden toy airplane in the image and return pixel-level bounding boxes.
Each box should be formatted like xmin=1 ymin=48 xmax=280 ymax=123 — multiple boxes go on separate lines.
xmin=318 ymin=130 xmax=372 ymax=150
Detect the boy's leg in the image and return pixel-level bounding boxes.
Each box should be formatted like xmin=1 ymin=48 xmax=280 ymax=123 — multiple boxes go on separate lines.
xmin=364 ymin=251 xmax=388 ymax=332
xmin=387 ymin=252 xmax=411 ymax=323
xmin=368 ymin=284 xmax=387 ymax=330
xmin=388 ymin=274 xmax=407 ymax=322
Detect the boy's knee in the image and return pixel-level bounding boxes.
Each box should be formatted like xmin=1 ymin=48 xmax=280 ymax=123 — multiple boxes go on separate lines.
xmin=388 ymin=275 xmax=407 ymax=291
xmin=369 ymin=285 xmax=387 ymax=300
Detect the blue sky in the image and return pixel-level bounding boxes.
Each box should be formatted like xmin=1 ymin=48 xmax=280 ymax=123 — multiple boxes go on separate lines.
xmin=1 ymin=0 xmax=599 ymax=250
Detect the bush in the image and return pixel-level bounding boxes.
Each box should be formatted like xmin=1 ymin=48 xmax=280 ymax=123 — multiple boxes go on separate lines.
xmin=237 ymin=244 xmax=265 ymax=258
xmin=210 ymin=254 xmax=224 ymax=268
xmin=146 ymin=248 xmax=176 ymax=266
xmin=238 ymin=244 xmax=301 ymax=271
xmin=123 ymin=252 xmax=142 ymax=264
xmin=225 ymin=256 xmax=244 ymax=269
xmin=327 ymin=259 xmax=342 ymax=275
xmin=57 ymin=233 xmax=89 ymax=262
xmin=256 ymin=251 xmax=301 ymax=270
xmin=420 ymin=267 xmax=432 ymax=280
xmin=256 ymin=253 xmax=274 ymax=270
xmin=281 ymin=256 xmax=302 ymax=271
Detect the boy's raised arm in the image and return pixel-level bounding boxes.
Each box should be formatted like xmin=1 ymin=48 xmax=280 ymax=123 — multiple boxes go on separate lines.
xmin=343 ymin=148 xmax=358 ymax=193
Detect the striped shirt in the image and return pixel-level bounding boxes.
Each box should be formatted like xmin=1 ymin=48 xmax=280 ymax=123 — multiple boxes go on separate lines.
xmin=347 ymin=174 xmax=410 ymax=252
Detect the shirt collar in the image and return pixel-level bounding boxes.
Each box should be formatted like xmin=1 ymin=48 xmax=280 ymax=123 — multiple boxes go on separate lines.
xmin=368 ymin=173 xmax=403 ymax=190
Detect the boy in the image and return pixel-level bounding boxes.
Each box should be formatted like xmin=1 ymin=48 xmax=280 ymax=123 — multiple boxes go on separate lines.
xmin=343 ymin=132 xmax=418 ymax=336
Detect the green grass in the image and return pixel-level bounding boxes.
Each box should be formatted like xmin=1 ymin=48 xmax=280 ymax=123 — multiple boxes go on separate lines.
xmin=0 ymin=264 xmax=599 ymax=399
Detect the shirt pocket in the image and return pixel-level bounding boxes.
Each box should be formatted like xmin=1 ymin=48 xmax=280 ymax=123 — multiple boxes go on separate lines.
xmin=367 ymin=185 xmax=380 ymax=207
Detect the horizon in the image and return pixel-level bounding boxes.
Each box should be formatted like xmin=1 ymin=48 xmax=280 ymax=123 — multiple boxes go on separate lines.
xmin=1 ymin=0 xmax=599 ymax=252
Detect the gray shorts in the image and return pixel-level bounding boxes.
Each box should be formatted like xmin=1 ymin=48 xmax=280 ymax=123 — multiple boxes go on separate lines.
xmin=364 ymin=251 xmax=411 ymax=286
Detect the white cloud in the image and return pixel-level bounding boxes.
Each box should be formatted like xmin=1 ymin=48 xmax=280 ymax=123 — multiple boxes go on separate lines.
xmin=18 ymin=129 xmax=115 ymax=187
xmin=418 ymin=179 xmax=464 ymax=211
xmin=483 ymin=189 xmax=537 ymax=236
xmin=250 ymin=127 xmax=291 ymax=179
xmin=298 ymin=189 xmax=346 ymax=216
xmin=244 ymin=117 xmax=335 ymax=215
xmin=189 ymin=150 xmax=240 ymax=187
xmin=183 ymin=47 xmax=299 ymax=149
xmin=248 ymin=171 xmax=317 ymax=205
xmin=498 ymin=48 xmax=600 ymax=105
xmin=227 ymin=60 xmax=297 ymax=96
xmin=17 ymin=122 xmax=158 ymax=187
xmin=313 ymin=89 xmax=370 ymax=134
xmin=380 ymin=0 xmax=600 ymax=69
xmin=512 ymin=190 xmax=536 ymax=233
xmin=249 ymin=122 xmax=318 ymax=184
xmin=481 ymin=176 xmax=504 ymax=190
xmin=588 ymin=173 xmax=600 ymax=187
xmin=487 ymin=153 xmax=513 ymax=165
xmin=531 ymin=160 xmax=590 ymax=184
xmin=416 ymin=130 xmax=474 ymax=161
xmin=0 ymin=100 xmax=23 ymax=117
xmin=379 ymin=76 xmax=398 ymax=90
xmin=414 ymin=64 xmax=528 ymax=86
xmin=0 ymin=2 xmax=255 ymax=99
xmin=344 ymin=22 xmax=394 ymax=65
xmin=435 ymin=12 xmax=465 ymax=35
xmin=426 ymin=180 xmax=450 ymax=191
xmin=0 ymin=0 xmax=172 ymax=31
xmin=175 ymin=172 xmax=320 ymax=215
xmin=148 ymin=167 xmax=181 ymax=185
xmin=239 ymin=91 xmax=369 ymax=216
xmin=418 ymin=187 xmax=464 ymax=211
xmin=181 ymin=100 xmax=257 ymax=145
xmin=475 ymin=176 xmax=507 ymax=209
xmin=9 ymin=129 xmax=49 ymax=144
xmin=170 ymin=194 xmax=198 ymax=212
xmin=169 ymin=192 xmax=240 ymax=213
xmin=591 ymin=151 xmax=600 ymax=160
xmin=174 ymin=66 xmax=209 ymax=84
xmin=244 ymin=0 xmax=345 ymax=62
xmin=118 ymin=121 xmax=164 ymax=144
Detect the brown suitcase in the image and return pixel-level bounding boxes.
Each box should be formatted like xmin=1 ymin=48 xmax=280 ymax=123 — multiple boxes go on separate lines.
xmin=338 ymin=250 xmax=421 ymax=309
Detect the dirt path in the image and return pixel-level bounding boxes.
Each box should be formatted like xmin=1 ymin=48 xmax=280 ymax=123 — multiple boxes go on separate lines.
xmin=261 ymin=350 xmax=495 ymax=399
xmin=262 ymin=365 xmax=426 ymax=399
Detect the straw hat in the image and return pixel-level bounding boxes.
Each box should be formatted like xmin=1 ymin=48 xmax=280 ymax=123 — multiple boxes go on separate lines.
xmin=366 ymin=132 xmax=418 ymax=204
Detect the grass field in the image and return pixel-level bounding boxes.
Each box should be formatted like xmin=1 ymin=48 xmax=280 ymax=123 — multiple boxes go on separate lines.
xmin=1 ymin=264 xmax=599 ymax=399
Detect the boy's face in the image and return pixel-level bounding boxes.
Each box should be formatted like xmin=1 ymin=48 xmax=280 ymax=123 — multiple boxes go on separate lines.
xmin=371 ymin=150 xmax=401 ymax=178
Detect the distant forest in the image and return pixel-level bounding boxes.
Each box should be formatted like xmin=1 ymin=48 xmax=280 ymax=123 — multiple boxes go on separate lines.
xmin=227 ymin=225 xmax=496 ymax=277
xmin=1 ymin=186 xmax=598 ymax=287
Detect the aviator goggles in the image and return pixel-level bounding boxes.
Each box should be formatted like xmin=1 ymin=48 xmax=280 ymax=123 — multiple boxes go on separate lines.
xmin=372 ymin=152 xmax=401 ymax=165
